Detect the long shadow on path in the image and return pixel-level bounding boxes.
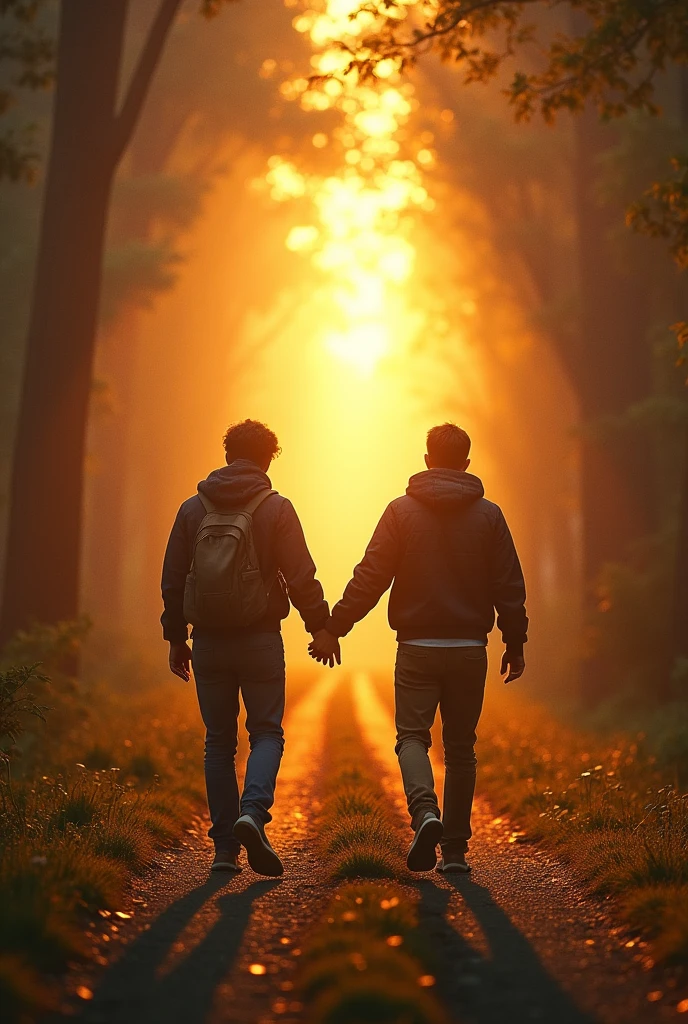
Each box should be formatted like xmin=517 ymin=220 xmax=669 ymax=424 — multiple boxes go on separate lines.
xmin=418 ymin=876 xmax=596 ymax=1024
xmin=77 ymin=874 xmax=281 ymax=1024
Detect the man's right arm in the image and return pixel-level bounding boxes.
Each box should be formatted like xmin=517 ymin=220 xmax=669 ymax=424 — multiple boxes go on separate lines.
xmin=490 ymin=508 xmax=528 ymax=682
xmin=328 ymin=504 xmax=400 ymax=638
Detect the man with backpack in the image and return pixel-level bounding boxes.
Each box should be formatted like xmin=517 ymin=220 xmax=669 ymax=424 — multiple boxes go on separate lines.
xmin=309 ymin=423 xmax=527 ymax=874
xmin=162 ymin=419 xmax=335 ymax=876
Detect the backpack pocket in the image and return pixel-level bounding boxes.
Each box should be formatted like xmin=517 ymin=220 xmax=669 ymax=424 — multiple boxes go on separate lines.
xmin=239 ymin=568 xmax=269 ymax=626
xmin=184 ymin=567 xmax=238 ymax=627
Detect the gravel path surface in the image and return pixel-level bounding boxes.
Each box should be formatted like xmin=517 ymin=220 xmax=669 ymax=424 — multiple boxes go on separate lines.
xmin=351 ymin=671 xmax=687 ymax=1024
xmin=64 ymin=676 xmax=337 ymax=1024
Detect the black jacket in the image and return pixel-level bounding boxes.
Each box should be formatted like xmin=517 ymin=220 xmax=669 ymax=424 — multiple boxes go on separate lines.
xmin=329 ymin=468 xmax=528 ymax=647
xmin=161 ymin=460 xmax=329 ymax=642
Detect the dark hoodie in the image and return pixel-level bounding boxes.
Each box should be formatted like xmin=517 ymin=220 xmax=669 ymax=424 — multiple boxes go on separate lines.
xmin=161 ymin=460 xmax=329 ymax=643
xmin=328 ymin=468 xmax=528 ymax=646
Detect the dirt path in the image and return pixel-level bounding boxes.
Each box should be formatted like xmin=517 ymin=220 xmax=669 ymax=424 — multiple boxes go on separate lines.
xmin=58 ymin=670 xmax=683 ymax=1024
xmin=67 ymin=675 xmax=337 ymax=1024
xmin=351 ymin=671 xmax=681 ymax=1024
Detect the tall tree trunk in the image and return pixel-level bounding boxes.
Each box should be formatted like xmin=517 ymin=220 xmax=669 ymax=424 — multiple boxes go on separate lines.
xmin=0 ymin=0 xmax=181 ymax=643
xmin=674 ymin=424 xmax=688 ymax=659
xmin=672 ymin=68 xmax=688 ymax=662
xmin=0 ymin=3 xmax=126 ymax=642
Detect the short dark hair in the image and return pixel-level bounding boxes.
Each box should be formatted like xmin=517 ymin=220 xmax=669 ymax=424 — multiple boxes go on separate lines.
xmin=222 ymin=419 xmax=281 ymax=466
xmin=426 ymin=423 xmax=471 ymax=469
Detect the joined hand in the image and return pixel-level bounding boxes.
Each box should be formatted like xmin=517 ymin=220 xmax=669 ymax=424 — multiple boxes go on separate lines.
xmin=308 ymin=629 xmax=341 ymax=668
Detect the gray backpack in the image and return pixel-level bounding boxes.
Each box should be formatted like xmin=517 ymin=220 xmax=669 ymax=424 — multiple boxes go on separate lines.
xmin=183 ymin=488 xmax=276 ymax=629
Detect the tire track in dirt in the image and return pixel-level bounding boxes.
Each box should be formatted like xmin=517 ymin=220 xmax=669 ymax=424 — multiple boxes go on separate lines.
xmin=67 ymin=674 xmax=338 ymax=1024
xmin=350 ymin=671 xmax=678 ymax=1024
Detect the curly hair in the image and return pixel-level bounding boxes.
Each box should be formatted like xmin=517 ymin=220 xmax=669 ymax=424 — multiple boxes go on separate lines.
xmin=222 ymin=419 xmax=282 ymax=466
xmin=426 ymin=422 xmax=471 ymax=469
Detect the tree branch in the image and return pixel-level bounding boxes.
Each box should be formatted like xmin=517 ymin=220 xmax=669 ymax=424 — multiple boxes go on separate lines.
xmin=112 ymin=0 xmax=183 ymax=166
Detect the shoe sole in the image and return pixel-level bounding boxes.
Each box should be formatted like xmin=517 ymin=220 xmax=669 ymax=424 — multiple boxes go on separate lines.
xmin=437 ymin=862 xmax=471 ymax=874
xmin=407 ymin=817 xmax=444 ymax=872
xmin=210 ymin=860 xmax=242 ymax=873
xmin=233 ymin=818 xmax=284 ymax=877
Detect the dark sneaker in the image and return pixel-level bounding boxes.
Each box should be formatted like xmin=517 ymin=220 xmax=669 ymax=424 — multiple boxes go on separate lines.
xmin=406 ymin=812 xmax=443 ymax=872
xmin=436 ymin=852 xmax=471 ymax=874
xmin=232 ymin=814 xmax=284 ymax=877
xmin=211 ymin=848 xmax=242 ymax=873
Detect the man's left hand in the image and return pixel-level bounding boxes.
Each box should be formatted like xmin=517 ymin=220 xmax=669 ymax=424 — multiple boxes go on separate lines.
xmin=169 ymin=641 xmax=192 ymax=681
xmin=308 ymin=629 xmax=341 ymax=668
xmin=501 ymin=646 xmax=525 ymax=684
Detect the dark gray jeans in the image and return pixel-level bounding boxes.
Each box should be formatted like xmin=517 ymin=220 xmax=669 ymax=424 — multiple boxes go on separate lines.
xmin=394 ymin=643 xmax=487 ymax=855
xmin=191 ymin=631 xmax=285 ymax=854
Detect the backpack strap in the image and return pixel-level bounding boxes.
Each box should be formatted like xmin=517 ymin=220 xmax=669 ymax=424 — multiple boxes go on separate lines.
xmin=196 ymin=488 xmax=276 ymax=515
xmin=197 ymin=491 xmax=216 ymax=514
xmin=243 ymin=488 xmax=277 ymax=515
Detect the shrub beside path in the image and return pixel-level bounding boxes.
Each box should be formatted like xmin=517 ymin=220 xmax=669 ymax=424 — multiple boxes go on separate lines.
xmin=352 ymin=671 xmax=687 ymax=1022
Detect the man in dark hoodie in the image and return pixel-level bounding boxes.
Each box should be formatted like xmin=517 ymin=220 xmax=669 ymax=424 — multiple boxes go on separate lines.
xmin=162 ymin=419 xmax=333 ymax=876
xmin=310 ymin=423 xmax=527 ymax=873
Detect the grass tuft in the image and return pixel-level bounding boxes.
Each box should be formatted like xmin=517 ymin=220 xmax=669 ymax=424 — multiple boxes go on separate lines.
xmin=296 ymin=683 xmax=447 ymax=1024
xmin=311 ymin=981 xmax=448 ymax=1024
xmin=459 ymin=686 xmax=688 ymax=965
xmin=334 ymin=847 xmax=398 ymax=880
xmin=624 ymin=885 xmax=688 ymax=962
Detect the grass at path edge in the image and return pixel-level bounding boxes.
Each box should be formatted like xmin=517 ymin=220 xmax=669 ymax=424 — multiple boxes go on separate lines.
xmin=295 ymin=680 xmax=449 ymax=1024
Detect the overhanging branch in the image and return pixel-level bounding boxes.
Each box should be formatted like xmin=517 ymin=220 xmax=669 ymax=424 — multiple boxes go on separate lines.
xmin=112 ymin=0 xmax=183 ymax=165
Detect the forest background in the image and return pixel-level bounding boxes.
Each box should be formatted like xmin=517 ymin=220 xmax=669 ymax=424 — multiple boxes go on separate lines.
xmin=1 ymin=0 xmax=688 ymax=1014
xmin=0 ymin=0 xmax=687 ymax=766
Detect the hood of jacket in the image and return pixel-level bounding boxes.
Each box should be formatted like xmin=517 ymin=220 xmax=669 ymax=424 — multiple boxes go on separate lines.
xmin=197 ymin=459 xmax=274 ymax=509
xmin=406 ymin=468 xmax=484 ymax=511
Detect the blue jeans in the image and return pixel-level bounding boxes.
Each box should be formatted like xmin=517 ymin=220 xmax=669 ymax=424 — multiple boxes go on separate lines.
xmin=191 ymin=632 xmax=285 ymax=854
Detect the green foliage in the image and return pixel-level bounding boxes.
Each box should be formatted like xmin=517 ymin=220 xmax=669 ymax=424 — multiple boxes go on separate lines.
xmin=0 ymin=0 xmax=237 ymax=183
xmin=2 ymin=615 xmax=90 ymax=671
xmin=0 ymin=663 xmax=48 ymax=757
xmin=100 ymin=239 xmax=183 ymax=323
xmin=341 ymin=0 xmax=688 ymax=328
xmin=476 ymin=688 xmax=688 ymax=962
xmin=100 ymin=173 xmax=208 ymax=322
xmin=627 ymin=153 xmax=688 ymax=351
xmin=0 ymin=641 xmax=206 ymax=1023
xmin=110 ymin=174 xmax=206 ymax=236
xmin=346 ymin=0 xmax=688 ymax=123
xmin=1 ymin=620 xmax=90 ymax=769
xmin=586 ymin=535 xmax=674 ymax=702
xmin=627 ymin=154 xmax=688 ymax=270
xmin=0 ymin=0 xmax=54 ymax=182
